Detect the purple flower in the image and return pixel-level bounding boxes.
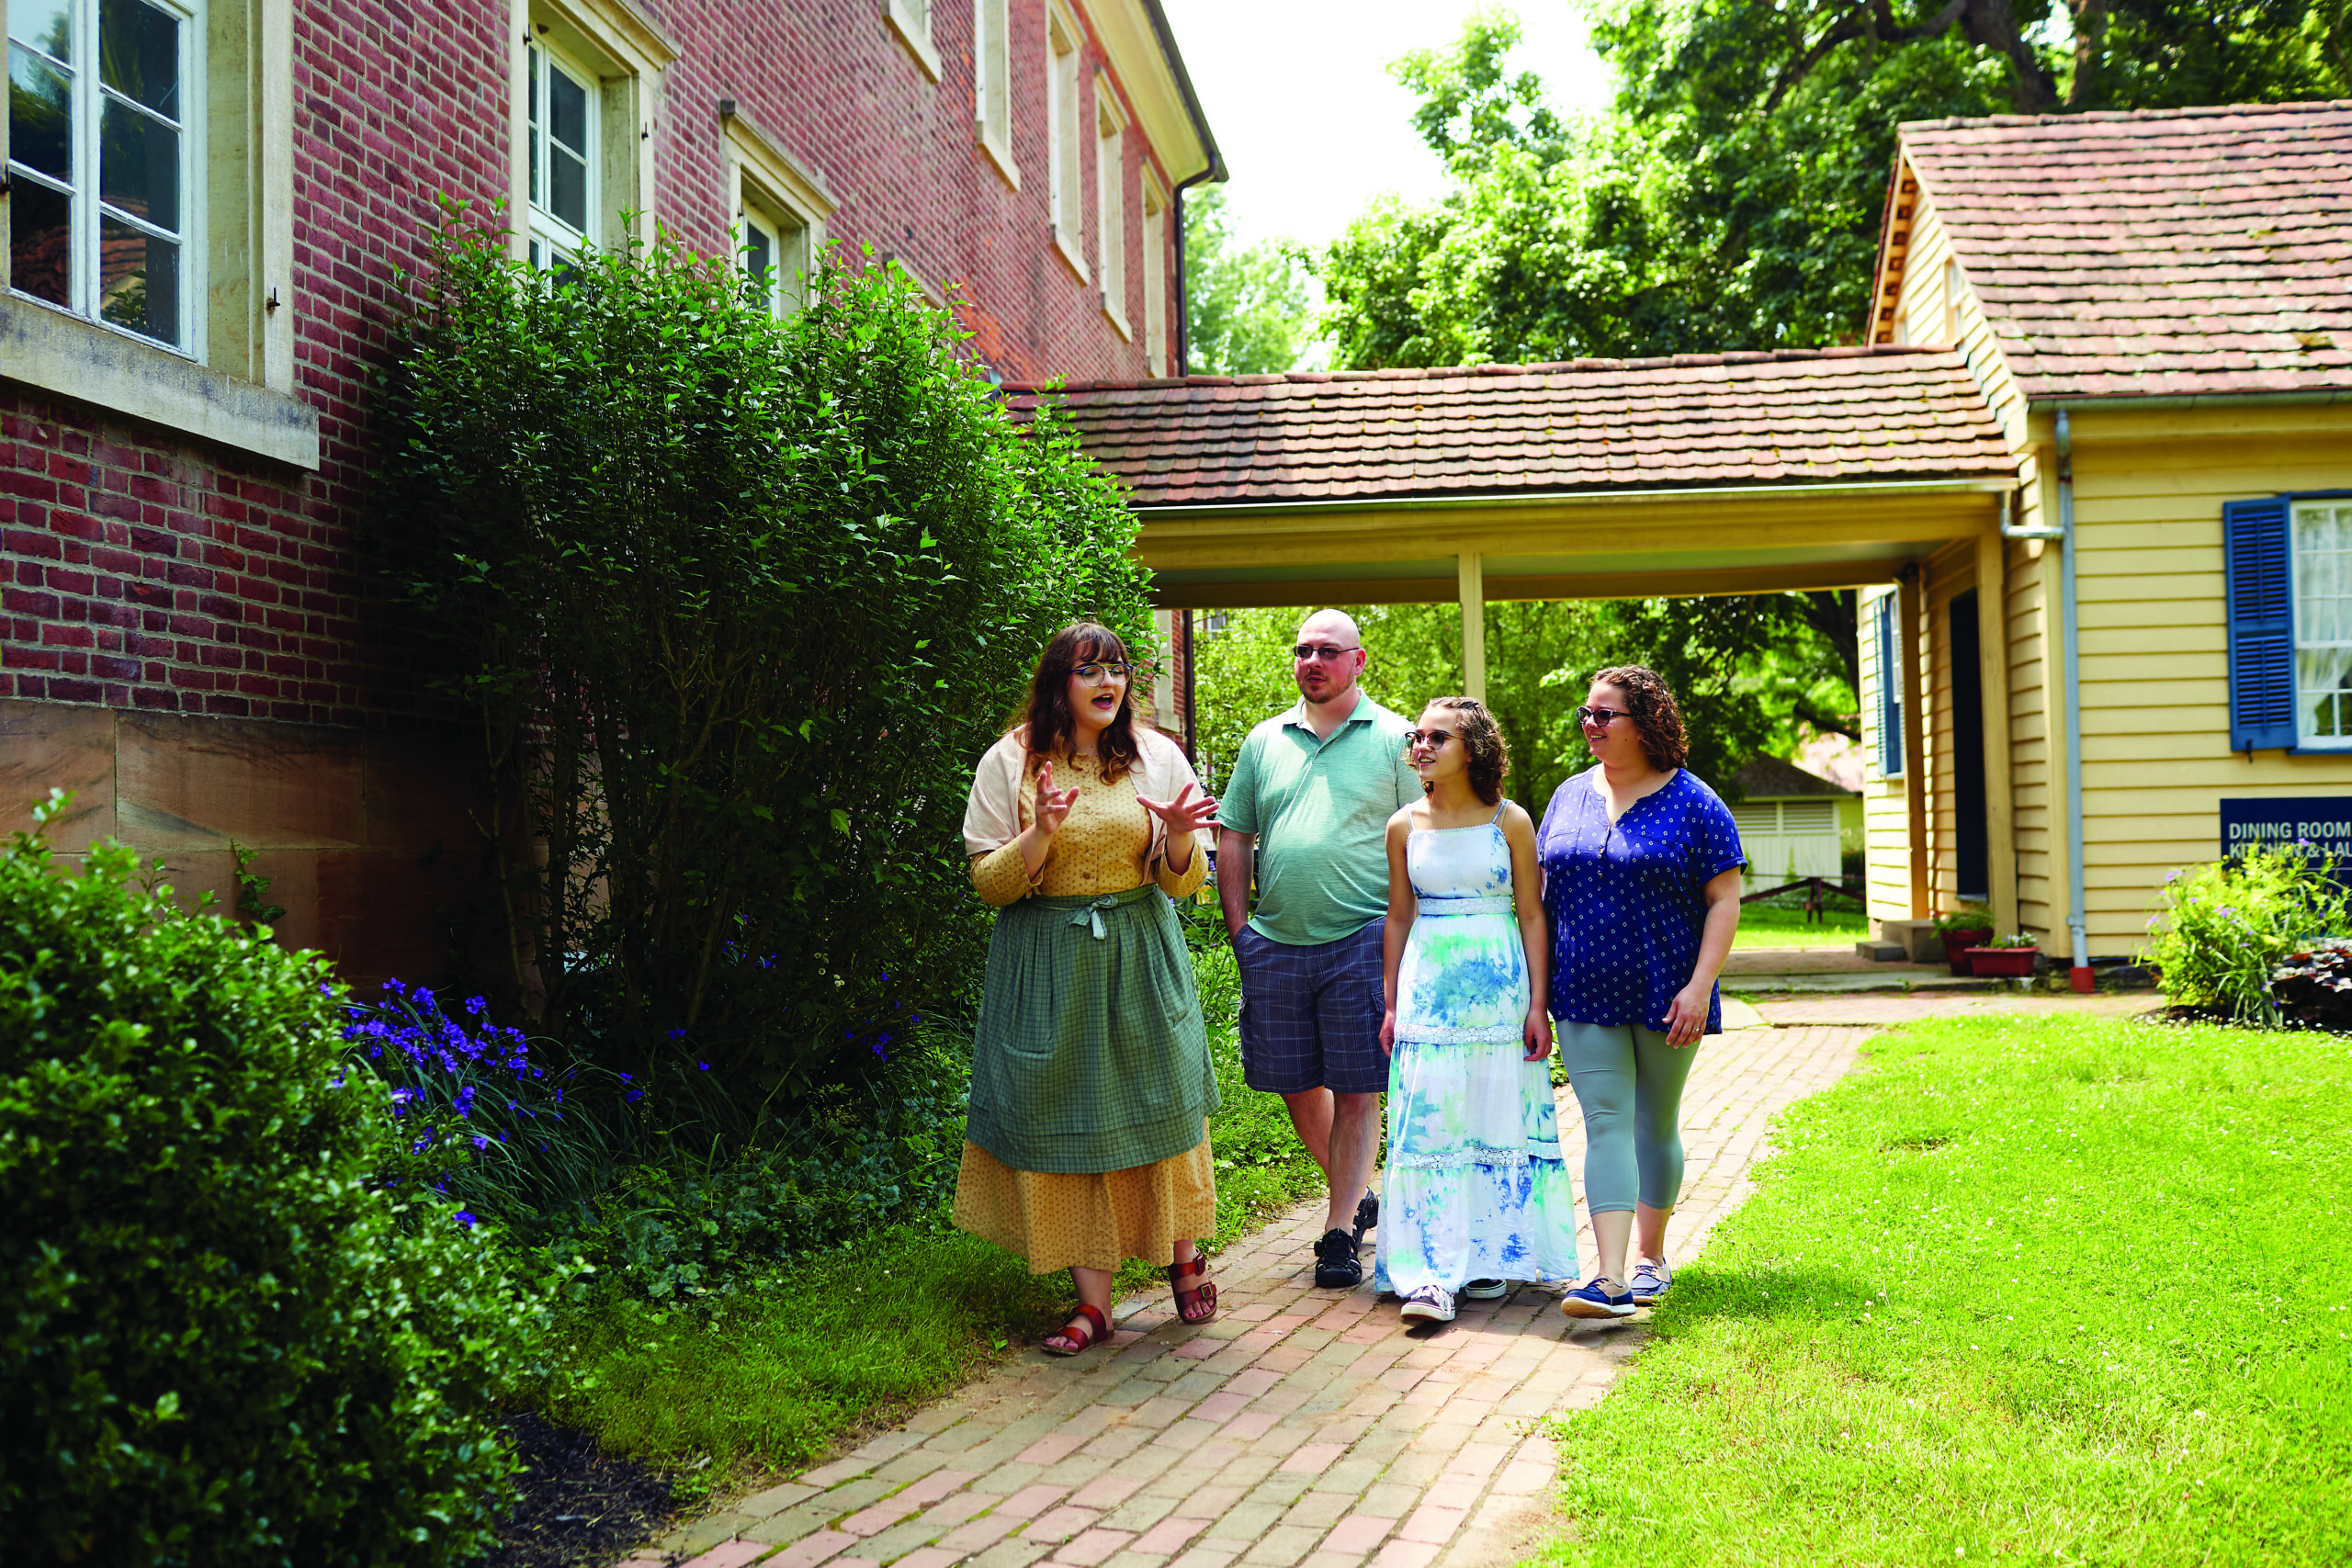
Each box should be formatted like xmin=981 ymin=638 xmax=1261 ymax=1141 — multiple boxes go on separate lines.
xmin=455 ymin=1210 xmax=478 ymax=1228
xmin=471 ymin=1134 xmax=490 ymax=1151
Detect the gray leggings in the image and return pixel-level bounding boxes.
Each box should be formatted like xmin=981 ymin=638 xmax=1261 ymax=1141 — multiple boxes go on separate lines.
xmin=1558 ymin=1021 xmax=1697 ymax=1214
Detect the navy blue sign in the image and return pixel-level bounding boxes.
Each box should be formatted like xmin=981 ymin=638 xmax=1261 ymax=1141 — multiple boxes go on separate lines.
xmin=2220 ymin=796 xmax=2352 ymax=874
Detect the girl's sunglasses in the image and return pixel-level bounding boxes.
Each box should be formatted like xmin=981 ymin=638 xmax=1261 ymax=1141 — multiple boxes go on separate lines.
xmin=1403 ymin=730 xmax=1455 ymax=748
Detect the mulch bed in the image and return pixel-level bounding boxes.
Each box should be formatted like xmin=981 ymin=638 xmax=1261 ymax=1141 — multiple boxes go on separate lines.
xmin=482 ymin=1411 xmax=675 ymax=1568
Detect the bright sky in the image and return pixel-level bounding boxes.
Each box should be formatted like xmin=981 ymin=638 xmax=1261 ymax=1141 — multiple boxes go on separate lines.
xmin=1159 ymin=1 xmax=1616 ymax=251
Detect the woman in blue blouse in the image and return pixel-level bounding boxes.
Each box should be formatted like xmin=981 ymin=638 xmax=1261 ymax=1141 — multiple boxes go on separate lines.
xmin=1536 ymin=665 xmax=1743 ymax=1319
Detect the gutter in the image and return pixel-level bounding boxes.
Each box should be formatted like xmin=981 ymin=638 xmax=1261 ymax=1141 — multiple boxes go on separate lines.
xmin=2030 ymin=389 xmax=2352 ymax=412
xmin=1139 ymin=0 xmax=1227 ymax=378
xmin=1135 ymin=475 xmax=2014 ymax=521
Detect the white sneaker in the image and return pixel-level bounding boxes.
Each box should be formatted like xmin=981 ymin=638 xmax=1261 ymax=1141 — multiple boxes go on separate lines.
xmin=1399 ymin=1285 xmax=1456 ymax=1324
xmin=1630 ymin=1258 xmax=1672 ymax=1305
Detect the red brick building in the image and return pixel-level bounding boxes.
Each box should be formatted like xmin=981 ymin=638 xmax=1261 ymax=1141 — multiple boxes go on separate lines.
xmin=1 ymin=0 xmax=1219 ymax=983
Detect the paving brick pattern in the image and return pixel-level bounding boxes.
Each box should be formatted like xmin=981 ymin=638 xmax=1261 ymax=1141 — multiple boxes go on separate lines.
xmin=624 ymin=1023 xmax=1870 ymax=1568
xmin=1008 ymin=349 xmax=2015 ymax=509
xmin=1899 ymin=101 xmax=2352 ymax=400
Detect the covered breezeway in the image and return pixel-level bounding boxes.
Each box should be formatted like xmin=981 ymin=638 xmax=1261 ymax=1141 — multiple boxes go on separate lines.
xmin=1011 ymin=344 xmax=2031 ymax=936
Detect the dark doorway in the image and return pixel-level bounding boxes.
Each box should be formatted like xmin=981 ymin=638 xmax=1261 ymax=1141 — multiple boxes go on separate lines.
xmin=1950 ymin=589 xmax=1990 ymax=902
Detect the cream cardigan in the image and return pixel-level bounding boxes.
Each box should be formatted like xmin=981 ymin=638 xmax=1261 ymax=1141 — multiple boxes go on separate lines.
xmin=960 ymin=725 xmax=1205 ymax=874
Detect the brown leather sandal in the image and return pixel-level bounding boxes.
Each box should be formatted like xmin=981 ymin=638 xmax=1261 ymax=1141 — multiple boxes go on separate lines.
xmin=1043 ymin=1303 xmax=1110 ymax=1357
xmin=1170 ymin=1255 xmax=1218 ymax=1325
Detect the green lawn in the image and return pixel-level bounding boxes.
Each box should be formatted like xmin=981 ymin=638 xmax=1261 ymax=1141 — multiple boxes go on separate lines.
xmin=1537 ymin=1011 xmax=2352 ymax=1565
xmin=544 ymin=942 xmax=1324 ymax=1483
xmin=1732 ymin=903 xmax=1871 ymax=950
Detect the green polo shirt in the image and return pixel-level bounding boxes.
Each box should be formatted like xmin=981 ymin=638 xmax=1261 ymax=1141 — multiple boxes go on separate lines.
xmin=1220 ymin=694 xmax=1423 ymax=947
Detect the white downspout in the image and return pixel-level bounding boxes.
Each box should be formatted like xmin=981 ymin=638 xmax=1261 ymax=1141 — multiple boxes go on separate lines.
xmin=2058 ymin=410 xmax=2094 ymax=991
xmin=1997 ymin=428 xmax=2092 ymax=990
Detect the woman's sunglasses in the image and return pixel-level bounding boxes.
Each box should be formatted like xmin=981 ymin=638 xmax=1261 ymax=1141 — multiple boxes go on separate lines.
xmin=1576 ymin=705 xmax=1631 ymax=728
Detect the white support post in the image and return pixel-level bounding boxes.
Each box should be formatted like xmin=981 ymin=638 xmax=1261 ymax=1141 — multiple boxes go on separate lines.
xmin=1458 ymin=552 xmax=1486 ymax=703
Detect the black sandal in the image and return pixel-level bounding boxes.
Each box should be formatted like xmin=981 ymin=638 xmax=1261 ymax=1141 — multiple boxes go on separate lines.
xmin=1170 ymin=1255 xmax=1218 ymax=1325
xmin=1043 ymin=1303 xmax=1109 ymax=1357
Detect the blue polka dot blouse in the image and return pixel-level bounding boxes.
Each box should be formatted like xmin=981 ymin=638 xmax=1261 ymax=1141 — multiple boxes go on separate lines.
xmin=1537 ymin=766 xmax=1746 ymax=1033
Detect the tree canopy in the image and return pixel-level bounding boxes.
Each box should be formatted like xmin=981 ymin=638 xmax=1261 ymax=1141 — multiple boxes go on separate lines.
xmin=1315 ymin=1 xmax=2350 ymax=368
xmin=1182 ymin=186 xmax=1316 ymax=376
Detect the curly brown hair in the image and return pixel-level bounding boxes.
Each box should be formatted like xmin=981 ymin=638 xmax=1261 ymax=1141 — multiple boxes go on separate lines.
xmin=1021 ymin=622 xmax=1141 ymax=781
xmin=1419 ymin=696 xmax=1510 ymax=806
xmin=1588 ymin=664 xmax=1688 ymax=772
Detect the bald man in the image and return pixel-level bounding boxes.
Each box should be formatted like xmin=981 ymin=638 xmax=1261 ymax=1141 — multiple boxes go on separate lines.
xmin=1216 ymin=609 xmax=1424 ymax=1290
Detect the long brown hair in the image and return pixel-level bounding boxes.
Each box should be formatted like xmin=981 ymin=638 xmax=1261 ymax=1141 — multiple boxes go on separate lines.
xmin=1420 ymin=696 xmax=1509 ymax=806
xmin=1589 ymin=664 xmax=1689 ymax=772
xmin=1021 ymin=622 xmax=1143 ymax=781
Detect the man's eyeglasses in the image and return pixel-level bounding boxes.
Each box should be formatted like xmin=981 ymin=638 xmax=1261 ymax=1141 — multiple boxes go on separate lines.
xmin=1293 ymin=644 xmax=1361 ymax=662
xmin=1403 ymin=730 xmax=1455 ymax=749
xmin=1073 ymin=660 xmax=1132 ymax=684
xmin=1576 ymin=705 xmax=1631 ymax=728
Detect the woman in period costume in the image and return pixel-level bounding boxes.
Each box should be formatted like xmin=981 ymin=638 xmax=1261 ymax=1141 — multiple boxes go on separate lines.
xmin=1375 ymin=696 xmax=1577 ymax=1324
xmin=956 ymin=622 xmax=1225 ymax=1355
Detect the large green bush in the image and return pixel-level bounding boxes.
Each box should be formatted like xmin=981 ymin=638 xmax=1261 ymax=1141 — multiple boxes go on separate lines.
xmin=2149 ymin=842 xmax=2351 ymax=1023
xmin=0 ymin=796 xmax=548 ymax=1564
xmin=375 ymin=211 xmax=1153 ymax=1089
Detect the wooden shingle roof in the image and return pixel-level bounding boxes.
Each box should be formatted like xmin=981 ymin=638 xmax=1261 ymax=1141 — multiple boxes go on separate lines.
xmin=1004 ymin=347 xmax=2015 ymax=508
xmin=1900 ymin=100 xmax=2352 ymax=400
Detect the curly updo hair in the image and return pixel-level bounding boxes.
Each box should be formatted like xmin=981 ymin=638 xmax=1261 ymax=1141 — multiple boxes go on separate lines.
xmin=1589 ymin=664 xmax=1688 ymax=772
xmin=1419 ymin=695 xmax=1510 ymax=807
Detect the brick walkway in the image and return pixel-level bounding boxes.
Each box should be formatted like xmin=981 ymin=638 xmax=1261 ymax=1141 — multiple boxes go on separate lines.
xmin=622 ymin=1022 xmax=1868 ymax=1568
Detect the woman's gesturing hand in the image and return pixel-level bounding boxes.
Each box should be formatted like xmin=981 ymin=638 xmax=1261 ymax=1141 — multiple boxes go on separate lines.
xmin=1136 ymin=782 xmax=1219 ymax=837
xmin=1522 ymin=1008 xmax=1554 ymax=1063
xmin=1032 ymin=760 xmax=1080 ymax=837
xmin=1662 ymin=979 xmax=1711 ymax=1047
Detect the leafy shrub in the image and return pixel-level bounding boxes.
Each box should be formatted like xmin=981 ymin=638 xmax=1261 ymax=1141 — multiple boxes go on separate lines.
xmin=375 ymin=210 xmax=1153 ymax=1092
xmin=2149 ymin=843 xmax=2352 ymax=1023
xmin=0 ymin=795 xmax=551 ymax=1565
xmin=2269 ymin=940 xmax=2352 ymax=1032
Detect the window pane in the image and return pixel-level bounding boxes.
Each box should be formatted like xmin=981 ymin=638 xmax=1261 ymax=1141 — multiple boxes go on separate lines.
xmin=98 ymin=0 xmax=177 ymax=118
xmin=548 ymin=66 xmax=587 ymax=159
xmin=744 ymin=220 xmax=772 ymax=283
xmin=550 ymin=146 xmax=587 ymax=232
xmin=8 ymin=0 xmax=71 ymax=57
xmin=9 ymin=42 xmax=73 ymax=179
xmin=7 ymin=174 xmax=72 ymax=305
xmin=98 ymin=215 xmax=176 ymax=344
xmin=526 ymin=44 xmax=541 ymax=208
xmin=101 ymin=95 xmax=178 ymax=231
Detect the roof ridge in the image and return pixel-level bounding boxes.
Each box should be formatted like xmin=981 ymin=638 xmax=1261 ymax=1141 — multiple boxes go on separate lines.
xmin=1900 ymin=96 xmax=2352 ymax=135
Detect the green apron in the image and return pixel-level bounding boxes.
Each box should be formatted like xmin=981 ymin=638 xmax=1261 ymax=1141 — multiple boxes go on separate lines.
xmin=967 ymin=883 xmax=1220 ymax=1173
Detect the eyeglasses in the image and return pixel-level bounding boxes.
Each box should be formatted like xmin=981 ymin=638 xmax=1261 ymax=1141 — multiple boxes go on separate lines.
xmin=1403 ymin=730 xmax=1455 ymax=749
xmin=1293 ymin=644 xmax=1362 ymax=662
xmin=1577 ymin=705 xmax=1631 ymax=728
xmin=1072 ymin=660 xmax=1131 ymax=684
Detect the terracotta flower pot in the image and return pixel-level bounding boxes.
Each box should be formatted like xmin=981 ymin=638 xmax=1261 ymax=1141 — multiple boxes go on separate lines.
xmin=1967 ymin=946 xmax=2037 ymax=978
xmin=1942 ymin=927 xmax=1992 ymax=975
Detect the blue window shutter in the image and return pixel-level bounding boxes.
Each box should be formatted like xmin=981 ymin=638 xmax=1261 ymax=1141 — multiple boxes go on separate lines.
xmin=2223 ymin=497 xmax=2296 ymax=751
xmin=1877 ymin=592 xmax=1905 ymax=774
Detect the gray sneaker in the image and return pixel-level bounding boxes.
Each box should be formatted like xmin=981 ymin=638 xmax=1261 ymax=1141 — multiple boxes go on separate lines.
xmin=1630 ymin=1258 xmax=1672 ymax=1305
xmin=1461 ymin=1278 xmax=1509 ymax=1301
xmin=1399 ymin=1284 xmax=1456 ymax=1324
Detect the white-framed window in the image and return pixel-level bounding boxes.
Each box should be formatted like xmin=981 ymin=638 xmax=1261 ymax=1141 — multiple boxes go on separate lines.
xmin=525 ymin=36 xmax=598 ymax=269
xmin=1872 ymin=588 xmax=1905 ymax=776
xmin=1140 ymin=176 xmax=1167 ymax=375
xmin=973 ymin=0 xmax=1015 ymax=187
xmin=885 ymin=0 xmax=940 ymax=80
xmin=2292 ymin=497 xmax=2352 ymax=748
xmin=1940 ymin=258 xmax=1962 ymax=344
xmin=1094 ymin=83 xmax=1126 ymax=334
xmin=1045 ymin=3 xmax=1081 ymax=273
xmin=7 ymin=0 xmax=203 ymax=353
xmin=720 ymin=103 xmax=834 ymax=320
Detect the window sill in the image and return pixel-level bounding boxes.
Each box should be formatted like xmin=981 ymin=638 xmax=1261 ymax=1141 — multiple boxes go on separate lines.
xmin=1053 ymin=231 xmax=1089 ymax=283
xmin=978 ymin=130 xmax=1021 ymax=192
xmin=1102 ymin=302 xmax=1132 ymax=341
xmin=2 ymin=294 xmax=319 ymax=470
xmin=886 ymin=3 xmax=943 ymax=79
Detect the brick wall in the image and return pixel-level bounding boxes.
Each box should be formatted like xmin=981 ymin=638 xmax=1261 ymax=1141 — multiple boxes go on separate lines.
xmin=1 ymin=0 xmax=1197 ymax=978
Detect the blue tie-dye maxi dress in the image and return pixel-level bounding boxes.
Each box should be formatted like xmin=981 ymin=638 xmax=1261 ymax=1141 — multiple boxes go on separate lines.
xmin=1374 ymin=810 xmax=1580 ymax=1298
